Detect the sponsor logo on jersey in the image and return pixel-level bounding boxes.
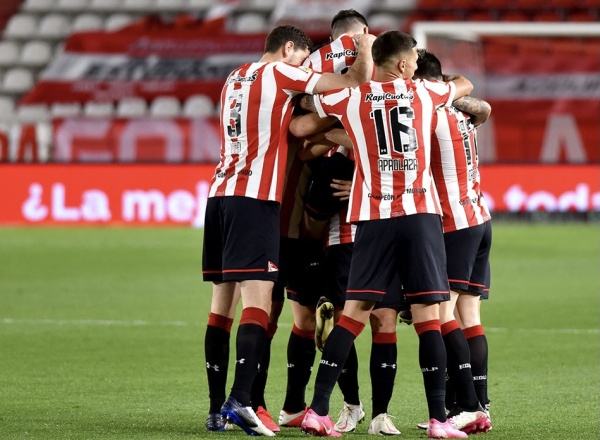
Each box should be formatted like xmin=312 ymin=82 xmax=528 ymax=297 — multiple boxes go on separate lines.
xmin=325 ymin=49 xmax=357 ymax=60
xmin=365 ymin=91 xmax=414 ymax=102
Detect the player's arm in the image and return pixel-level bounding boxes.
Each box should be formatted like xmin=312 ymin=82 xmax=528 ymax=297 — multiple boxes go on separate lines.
xmin=312 ymin=34 xmax=375 ymax=93
xmin=296 ymin=127 xmax=353 ymax=160
xmin=452 ymin=96 xmax=492 ymax=126
xmin=289 ymin=111 xmax=336 ymax=138
xmin=443 ymin=73 xmax=473 ymax=100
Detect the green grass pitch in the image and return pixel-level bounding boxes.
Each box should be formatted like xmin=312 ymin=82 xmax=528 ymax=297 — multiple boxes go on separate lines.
xmin=1 ymin=223 xmax=598 ymax=439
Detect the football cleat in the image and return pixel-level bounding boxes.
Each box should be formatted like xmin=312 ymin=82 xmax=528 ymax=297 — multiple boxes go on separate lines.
xmin=205 ymin=413 xmax=226 ymax=432
xmin=220 ymin=396 xmax=275 ymax=436
xmin=427 ymin=418 xmax=468 ymax=439
xmin=398 ymin=309 xmax=413 ymax=325
xmin=315 ymin=296 xmax=335 ymax=352
xmin=256 ymin=406 xmax=280 ymax=433
xmin=448 ymin=406 xmax=491 ymax=434
xmin=367 ymin=413 xmax=401 ymax=436
xmin=279 ymin=407 xmax=308 ymax=427
xmin=334 ymin=401 xmax=365 ymax=433
xmin=301 ymin=408 xmax=342 ymax=437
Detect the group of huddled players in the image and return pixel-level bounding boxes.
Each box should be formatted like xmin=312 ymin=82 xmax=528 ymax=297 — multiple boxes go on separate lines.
xmin=201 ymin=9 xmax=493 ymax=439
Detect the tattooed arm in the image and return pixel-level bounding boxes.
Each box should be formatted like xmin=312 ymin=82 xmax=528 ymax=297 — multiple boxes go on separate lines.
xmin=452 ymin=96 xmax=492 ymax=127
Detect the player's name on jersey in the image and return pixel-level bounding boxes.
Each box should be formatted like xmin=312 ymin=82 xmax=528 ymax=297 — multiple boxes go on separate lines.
xmin=378 ymin=158 xmax=418 ymax=172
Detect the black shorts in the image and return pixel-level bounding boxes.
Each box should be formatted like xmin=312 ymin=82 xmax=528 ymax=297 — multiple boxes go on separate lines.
xmin=202 ymin=196 xmax=280 ymax=282
xmin=325 ymin=242 xmax=404 ymax=309
xmin=280 ymin=237 xmax=328 ymax=307
xmin=304 ymin=153 xmax=354 ymax=221
xmin=347 ymin=214 xmax=450 ymax=305
xmin=445 ymin=221 xmax=492 ymax=299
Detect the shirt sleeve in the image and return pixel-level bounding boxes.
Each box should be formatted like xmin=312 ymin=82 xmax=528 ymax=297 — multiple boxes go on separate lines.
xmin=275 ymin=62 xmax=323 ymax=95
xmin=423 ymin=78 xmax=456 ymax=108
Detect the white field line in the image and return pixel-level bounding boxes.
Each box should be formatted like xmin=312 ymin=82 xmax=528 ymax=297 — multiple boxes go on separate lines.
xmin=1 ymin=318 xmax=598 ymax=334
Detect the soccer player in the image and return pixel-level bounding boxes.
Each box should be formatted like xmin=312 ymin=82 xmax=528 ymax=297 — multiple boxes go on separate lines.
xmin=294 ymin=31 xmax=474 ymax=438
xmin=413 ymin=49 xmax=493 ymax=434
xmin=201 ymin=24 xmax=374 ymax=436
xmin=283 ymin=10 xmax=403 ymax=435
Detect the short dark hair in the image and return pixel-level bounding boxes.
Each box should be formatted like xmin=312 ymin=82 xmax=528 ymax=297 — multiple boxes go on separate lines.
xmin=415 ymin=49 xmax=443 ymax=80
xmin=372 ymin=31 xmax=417 ymax=67
xmin=264 ymin=25 xmax=313 ymax=54
xmin=331 ymin=9 xmax=368 ymax=36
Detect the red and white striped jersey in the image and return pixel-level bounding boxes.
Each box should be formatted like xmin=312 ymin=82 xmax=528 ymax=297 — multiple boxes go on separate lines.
xmin=209 ymin=61 xmax=322 ymax=202
xmin=303 ymin=34 xmax=358 ymax=74
xmin=314 ymin=78 xmax=456 ymax=222
xmin=304 ymin=34 xmax=359 ymax=245
xmin=431 ymin=106 xmax=491 ymax=232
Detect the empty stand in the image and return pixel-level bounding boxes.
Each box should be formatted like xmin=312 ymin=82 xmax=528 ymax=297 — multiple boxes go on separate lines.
xmin=0 ymin=41 xmax=20 ymax=67
xmin=0 ymin=96 xmax=16 ymax=120
xmin=233 ymin=12 xmax=269 ymax=33
xmin=89 ymin=0 xmax=121 ymax=12
xmin=19 ymin=40 xmax=53 ymax=67
xmin=123 ymin=0 xmax=154 ymax=12
xmin=38 ymin=13 xmax=71 ymax=39
xmin=3 ymin=14 xmax=38 ymax=39
xmin=150 ymin=96 xmax=181 ymax=117
xmin=71 ymin=13 xmax=104 ymax=31
xmin=50 ymin=102 xmax=82 ymax=117
xmin=116 ymin=98 xmax=148 ymax=118
xmin=55 ymin=0 xmax=89 ymax=13
xmin=1 ymin=67 xmax=34 ymax=94
xmin=21 ymin=0 xmax=57 ymax=13
xmin=17 ymin=104 xmax=51 ymax=122
xmin=182 ymin=94 xmax=215 ymax=118
xmin=367 ymin=13 xmax=401 ymax=32
xmin=83 ymin=101 xmax=114 ymax=118
xmin=104 ymin=13 xmax=136 ymax=31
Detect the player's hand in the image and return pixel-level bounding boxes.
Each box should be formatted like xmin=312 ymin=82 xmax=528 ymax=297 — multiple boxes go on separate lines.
xmin=331 ymin=179 xmax=352 ymax=201
xmin=353 ymin=33 xmax=376 ymax=47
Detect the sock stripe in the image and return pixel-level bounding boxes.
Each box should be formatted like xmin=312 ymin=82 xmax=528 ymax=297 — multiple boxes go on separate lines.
xmin=441 ymin=319 xmax=460 ymax=336
xmin=338 ymin=315 xmax=365 ymax=337
xmin=239 ymin=307 xmax=269 ymax=330
xmin=414 ymin=319 xmax=441 ymax=336
xmin=372 ymin=331 xmax=397 ymax=344
xmin=463 ymin=324 xmax=485 ymax=339
xmin=292 ymin=324 xmax=314 ymax=340
xmin=207 ymin=313 xmax=234 ymax=332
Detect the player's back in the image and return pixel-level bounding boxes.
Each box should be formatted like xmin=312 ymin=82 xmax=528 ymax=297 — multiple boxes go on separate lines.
xmin=304 ymin=34 xmax=358 ymax=75
xmin=431 ymin=106 xmax=491 ymax=232
xmin=210 ymin=61 xmax=320 ymax=202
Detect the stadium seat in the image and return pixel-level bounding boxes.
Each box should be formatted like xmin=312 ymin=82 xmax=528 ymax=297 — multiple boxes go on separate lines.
xmin=21 ymin=0 xmax=57 ymax=13
xmin=185 ymin=0 xmax=218 ymax=9
xmin=0 ymin=96 xmax=16 ymax=121
xmin=154 ymin=0 xmax=187 ymax=12
xmin=367 ymin=13 xmax=401 ymax=32
xmin=19 ymin=41 xmax=53 ymax=67
xmin=233 ymin=12 xmax=269 ymax=34
xmin=380 ymin=0 xmax=418 ymax=11
xmin=56 ymin=0 xmax=89 ymax=12
xmin=104 ymin=13 xmax=136 ymax=31
xmin=244 ymin=0 xmax=278 ymax=11
xmin=50 ymin=102 xmax=82 ymax=117
xmin=0 ymin=41 xmax=20 ymax=68
xmin=3 ymin=14 xmax=39 ymax=40
xmin=89 ymin=0 xmax=121 ymax=11
xmin=149 ymin=96 xmax=181 ymax=117
xmin=182 ymin=94 xmax=215 ymax=118
xmin=38 ymin=13 xmax=72 ymax=39
xmin=116 ymin=97 xmax=148 ymax=118
xmin=83 ymin=101 xmax=115 ymax=118
xmin=123 ymin=0 xmax=154 ymax=11
xmin=1 ymin=68 xmax=35 ymax=94
xmin=16 ymin=104 xmax=51 ymax=122
xmin=71 ymin=13 xmax=104 ymax=31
